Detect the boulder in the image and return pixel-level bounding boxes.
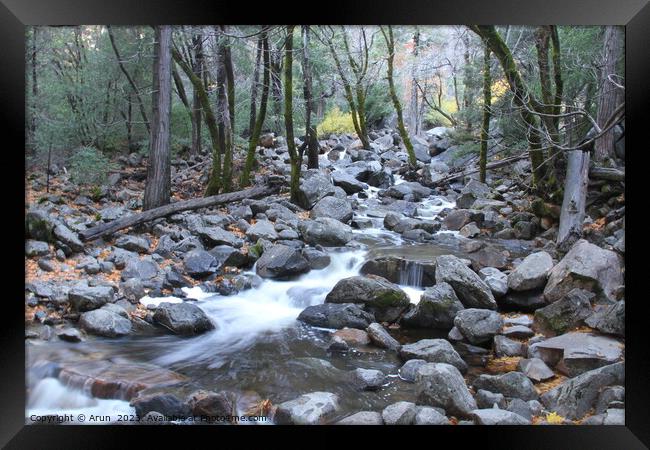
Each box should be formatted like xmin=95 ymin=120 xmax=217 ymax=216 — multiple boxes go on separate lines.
xmin=245 ymin=220 xmax=279 ymax=241
xmin=299 ymin=218 xmax=353 ymax=247
xmin=187 ymin=390 xmax=234 ymax=420
xmin=585 ymin=301 xmax=624 ymax=337
xmin=183 ymin=249 xmax=218 ymax=278
xmin=255 ymin=244 xmax=310 ymax=279
xmin=295 ymin=170 xmax=336 ymax=210
xmin=414 ymin=407 xmax=449 ymax=425
xmin=153 ymin=302 xmax=215 ymax=335
xmin=471 ymin=409 xmax=530 ymax=425
xmin=401 ymin=282 xmax=464 ymax=330
xmin=416 ymin=363 xmax=477 ymax=418
xmin=384 ymin=182 xmax=432 ymax=202
xmin=131 ymin=392 xmax=190 ymax=417
xmin=472 ymin=372 xmax=538 ymax=401
xmin=115 ymin=235 xmax=151 ymax=254
xmin=274 ymin=392 xmax=339 ymax=425
xmin=297 ymin=303 xmax=375 ymax=329
xmin=533 ymin=288 xmax=593 ymax=336
xmin=331 ymin=170 xmax=367 ymax=194
xmin=197 ymin=227 xmax=243 ymax=248
xmin=479 ymin=267 xmax=508 ymax=298
xmin=443 ymin=209 xmax=483 ymax=231
xmin=360 ymin=256 xmax=436 ymax=287
xmin=337 ymin=411 xmax=384 ymax=425
xmin=350 ymin=368 xmax=386 ymax=391
xmin=507 ymin=252 xmax=553 ymax=291
xmin=382 ymin=401 xmax=417 ymax=425
xmin=399 ymin=339 xmax=468 ymax=373
xmin=399 ymin=359 xmax=428 ymax=382
xmin=435 ymin=255 xmax=496 ymax=310
xmin=475 ymin=390 xmax=507 ymax=409
xmin=25 ymin=240 xmax=50 ymax=257
xmin=453 ymin=308 xmax=503 ymax=345
xmin=494 ymin=335 xmax=527 ymax=357
xmin=366 ymin=322 xmax=401 ymax=351
xmin=69 ymin=286 xmax=114 ymax=312
xmin=310 ymin=196 xmax=353 ymax=223
xmin=543 ymin=240 xmax=623 ymax=303
xmin=517 ymin=358 xmax=555 ymax=383
xmin=79 ymin=308 xmax=132 ymax=337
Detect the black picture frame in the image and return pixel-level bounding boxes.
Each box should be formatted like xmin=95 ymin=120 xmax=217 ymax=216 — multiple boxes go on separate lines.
xmin=2 ymin=0 xmax=647 ymax=447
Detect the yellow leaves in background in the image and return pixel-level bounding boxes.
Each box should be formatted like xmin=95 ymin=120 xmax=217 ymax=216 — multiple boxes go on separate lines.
xmin=318 ymin=106 xmax=357 ymax=136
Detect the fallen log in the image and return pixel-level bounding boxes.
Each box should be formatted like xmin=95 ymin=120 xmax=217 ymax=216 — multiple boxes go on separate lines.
xmin=79 ymin=183 xmax=280 ymax=242
xmin=557 ymin=150 xmax=590 ymax=251
xmin=429 ymin=154 xmax=527 ymax=186
xmin=589 ymin=166 xmax=625 ymax=182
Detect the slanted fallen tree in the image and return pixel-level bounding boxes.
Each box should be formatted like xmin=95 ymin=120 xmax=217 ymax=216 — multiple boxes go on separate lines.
xmin=79 ymin=182 xmax=281 ymax=241
xmin=428 ymin=154 xmax=528 ymax=187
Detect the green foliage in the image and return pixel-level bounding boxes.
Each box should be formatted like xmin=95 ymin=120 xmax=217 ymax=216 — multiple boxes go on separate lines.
xmin=69 ymin=146 xmax=116 ymax=186
xmin=318 ymin=106 xmax=356 ymax=136
xmin=364 ymin=83 xmax=392 ymax=127
xmin=425 ymin=98 xmax=458 ymax=127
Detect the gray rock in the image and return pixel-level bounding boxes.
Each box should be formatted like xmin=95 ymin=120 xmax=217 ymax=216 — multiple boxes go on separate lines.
xmin=399 ymin=359 xmax=428 ymax=382
xmin=435 ymin=255 xmax=496 ymax=310
xmin=351 ymin=368 xmax=386 ymax=391
xmin=585 ymin=301 xmax=624 ymax=337
xmin=245 ymin=220 xmax=279 ymax=241
xmin=595 ymin=386 xmax=625 ymax=414
xmin=26 ymin=209 xmax=56 ymax=242
xmin=120 ymin=278 xmax=145 ymax=302
xmin=443 ymin=209 xmax=483 ymax=231
xmin=53 ymin=223 xmax=84 ymax=253
xmin=337 ymin=411 xmax=383 ymax=425
xmin=501 ymin=325 xmax=535 ymax=339
xmin=472 ymin=372 xmax=539 ymax=401
xmin=475 ymin=389 xmax=507 ymax=409
xmin=385 ymin=182 xmax=432 ymax=202
xmin=416 ymin=363 xmax=477 ymax=418
xmin=25 ymin=240 xmax=50 ymax=257
xmin=479 ymin=267 xmax=508 ymax=298
xmin=38 ymin=259 xmax=56 ymax=272
xmin=131 ymin=392 xmax=190 ymax=417
xmin=297 ymin=303 xmax=375 ymax=329
xmin=302 ymin=248 xmax=331 ymax=270
xmin=382 ymin=401 xmax=417 ymax=425
xmin=295 ymin=170 xmax=336 ymax=210
xmin=543 ymin=239 xmax=623 ymax=303
xmin=115 ymin=235 xmax=150 ymax=253
xmin=332 ymin=170 xmax=368 ymax=194
xmin=540 ymin=362 xmax=624 ymax=420
xmin=508 ymin=252 xmax=553 ymax=291
xmin=299 ymin=218 xmax=353 ymax=247
xmin=471 ymin=409 xmax=530 ymax=425
xmin=360 ymin=256 xmax=436 ymax=287
xmin=459 ymin=222 xmax=480 ymax=238
xmin=255 ymin=244 xmax=310 ymax=279
xmin=494 ymin=335 xmax=527 ymax=357
xmin=274 ymin=392 xmax=340 ymax=425
xmin=69 ymin=286 xmax=114 ymax=312
xmin=310 ymin=196 xmax=353 ymax=223
xmin=187 ymin=390 xmax=234 ymax=419
xmin=79 ymin=308 xmax=131 ymax=337
xmin=533 ymin=288 xmax=593 ymax=336
xmin=402 ymin=282 xmax=464 ymax=330
xmin=197 ymin=227 xmax=243 ymax=248
xmin=366 ymin=322 xmax=401 ymax=351
xmin=400 ymin=339 xmax=468 ymax=373
xmin=454 ymin=308 xmax=503 ymax=345
xmin=122 ymin=257 xmax=160 ymax=280
xmin=56 ymin=327 xmax=84 ymax=342
xmin=414 ymin=406 xmax=449 ymax=425
xmin=183 ymin=250 xmax=218 ymax=278
xmin=153 ymin=302 xmax=215 ymax=335
xmin=517 ymin=358 xmax=555 ymax=383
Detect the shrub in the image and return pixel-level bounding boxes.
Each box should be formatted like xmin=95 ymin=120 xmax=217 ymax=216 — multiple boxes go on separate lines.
xmin=425 ymin=98 xmax=458 ymax=127
xmin=69 ymin=146 xmax=116 ymax=186
xmin=318 ymin=106 xmax=356 ymax=137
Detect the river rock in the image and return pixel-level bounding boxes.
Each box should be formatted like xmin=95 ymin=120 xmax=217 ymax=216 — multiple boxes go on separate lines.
xmin=540 ymin=362 xmax=624 ymax=420
xmin=585 ymin=301 xmax=624 ymax=337
xmin=310 ymin=196 xmax=353 ymax=223
xmin=508 ymin=252 xmax=553 ymax=291
xmin=69 ymin=285 xmax=114 ymax=311
xmin=479 ymin=267 xmax=508 ymax=298
xmin=400 ymin=339 xmax=468 ymax=373
xmin=297 ymin=303 xmax=375 ymax=329
xmin=255 ymin=244 xmax=310 ymax=279
xmin=337 ymin=411 xmax=384 ymax=425
xmin=53 ymin=223 xmax=84 ymax=254
xmin=299 ymin=218 xmax=353 ymax=247
xmin=382 ymin=401 xmax=417 ymax=425
xmin=183 ymin=249 xmax=218 ymax=278
xmin=245 ymin=220 xmax=279 ymax=241
xmin=494 ymin=335 xmax=527 ymax=357
xmin=443 ymin=209 xmax=483 ymax=231
xmin=274 ymin=392 xmax=339 ymax=425
xmin=26 ymin=240 xmax=50 ymax=257
xmin=475 ymin=389 xmax=507 ymax=409
xmin=471 ymin=409 xmax=530 ymax=425
xmin=360 ymin=256 xmax=436 ymax=287
xmin=528 ymin=332 xmax=623 ymax=377
xmin=26 ymin=209 xmax=56 ymax=242
xmin=366 ymin=322 xmax=401 ymax=351
xmin=416 ymin=363 xmax=477 ymax=418
xmin=187 ymin=390 xmax=234 ymax=419
xmin=543 ymin=239 xmax=623 ymax=303
xmin=115 ymin=235 xmax=151 ymax=254
xmin=472 ymin=372 xmax=538 ymax=401
xmin=131 ymin=392 xmax=191 ymax=417
xmin=350 ymin=368 xmax=386 ymax=391
xmin=79 ymin=308 xmax=132 ymax=337
xmin=197 ymin=227 xmax=243 ymax=248
xmin=595 ymin=386 xmax=625 ymax=414
xmin=533 ymin=288 xmax=593 ymax=336
xmin=435 ymin=255 xmax=496 ymax=310
xmin=331 ymin=170 xmax=367 ymax=194
xmin=453 ymin=308 xmax=503 ymax=345
xmin=385 ymin=182 xmax=432 ymax=202
xmin=402 ymin=282 xmax=464 ymax=330
xmin=399 ymin=359 xmax=428 ymax=382
xmin=517 ymin=358 xmax=555 ymax=383
xmin=414 ymin=406 xmax=449 ymax=425
xmin=295 ymin=171 xmax=336 ymax=210
xmin=153 ymin=302 xmax=215 ymax=335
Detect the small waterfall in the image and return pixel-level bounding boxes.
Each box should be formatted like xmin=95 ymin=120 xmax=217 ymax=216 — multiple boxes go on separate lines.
xmin=399 ymin=260 xmax=424 ymax=287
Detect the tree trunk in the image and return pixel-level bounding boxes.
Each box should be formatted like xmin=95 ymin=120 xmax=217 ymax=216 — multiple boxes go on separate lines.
xmin=283 ymin=26 xmax=301 ymax=203
xmin=382 ymin=25 xmax=417 ymax=167
xmin=143 ymin=26 xmax=173 ymax=211
xmin=595 ymin=26 xmax=624 ymax=162
xmin=241 ymin=29 xmax=271 ymax=187
xmin=557 ymin=150 xmax=590 ymax=250
xmin=479 ymin=44 xmax=491 ymax=183
xmin=408 ymin=30 xmax=420 ymax=136
xmin=190 ymin=33 xmax=204 ymax=156
xmin=248 ymin=35 xmax=263 ymax=137
xmin=217 ymin=32 xmax=234 ymax=192
xmin=301 ymin=25 xmax=319 ymax=170
xmin=29 ymin=27 xmax=38 ymax=155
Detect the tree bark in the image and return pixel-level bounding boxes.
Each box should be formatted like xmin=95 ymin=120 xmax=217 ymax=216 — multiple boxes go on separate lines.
xmin=248 ymin=35 xmax=263 ymax=137
xmin=408 ymin=30 xmax=421 ymax=136
xmin=29 ymin=27 xmax=38 ymax=155
xmin=79 ymin=184 xmax=280 ymax=242
xmin=595 ymin=26 xmax=624 ymax=162
xmin=190 ymin=33 xmax=204 ymax=156
xmin=301 ymin=25 xmax=319 ymax=169
xmin=143 ymin=26 xmax=173 ymax=211
xmin=557 ymin=150 xmax=590 ymax=250
xmin=479 ymin=44 xmax=491 ymax=183
xmin=283 ymin=26 xmax=301 ymax=203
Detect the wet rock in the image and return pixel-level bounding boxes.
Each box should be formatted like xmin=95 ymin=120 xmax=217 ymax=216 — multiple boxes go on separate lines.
xmin=245 ymin=220 xmax=279 ymax=241
xmin=443 ymin=209 xmax=484 ymax=231
xmin=543 ymin=239 xmax=623 ymax=303
xmin=274 ymin=392 xmax=339 ymax=425
xmin=183 ymin=249 xmax=218 ymax=278
xmin=350 ymin=368 xmax=386 ymax=391
xmin=479 ymin=267 xmax=508 ymax=298
xmin=471 ymin=409 xmax=530 ymax=425
xmin=402 ymin=282 xmax=464 ymax=330
xmin=337 ymin=411 xmax=384 ymax=425
xmin=297 ymin=303 xmax=375 ymax=329
xmin=382 ymin=401 xmax=417 ymax=425
xmin=366 ymin=322 xmax=401 ymax=351
xmin=310 ymin=196 xmax=353 ymax=223
xmin=384 ymin=182 xmax=432 ymax=202
xmin=295 ymin=170 xmax=336 ymax=210
xmin=153 ymin=302 xmax=215 ymax=335
xmin=585 ymin=301 xmax=624 ymax=337
xmin=459 ymin=222 xmax=480 ymax=238
xmin=332 ymin=170 xmax=368 ymax=194
xmin=528 ymin=332 xmax=623 ymax=377
xmin=533 ymin=288 xmax=593 ymax=336
xmin=119 ymin=278 xmax=145 ymax=302
xmin=299 ymin=218 xmax=353 ymax=247
xmin=333 ymin=328 xmax=370 ymax=346
xmin=475 ymin=390 xmax=507 ymax=409
xmin=414 ymin=406 xmax=449 ymax=425
xmin=56 ymin=328 xmax=83 ymax=342
xmin=255 ymin=244 xmax=310 ymax=279
xmin=472 ymin=372 xmax=538 ymax=401
xmin=69 ymin=285 xmax=114 ymax=312
xmin=187 ymin=390 xmax=234 ymax=419
xmin=131 ymin=392 xmax=191 ymax=417
xmin=399 ymin=359 xmax=428 ymax=382
xmin=400 ymin=339 xmax=468 ymax=373
xmin=540 ymin=362 xmax=624 ymax=420
xmin=435 ymin=255 xmax=496 ymax=310
xmin=301 ymin=248 xmax=331 ymax=270
xmin=25 ymin=240 xmax=50 ymax=257
xmin=454 ymin=308 xmax=503 ymax=345
xmin=79 ymin=308 xmax=132 ymax=337
xmin=115 ymin=235 xmax=151 ymax=254
xmin=467 ymin=245 xmax=509 ymax=271
xmin=360 ymin=256 xmax=436 ymax=287
xmin=508 ymin=252 xmax=553 ymax=291
xmin=517 ymin=358 xmax=555 ymax=383
xmin=197 ymin=227 xmax=243 ymax=248
xmin=416 ymin=363 xmax=477 ymax=418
